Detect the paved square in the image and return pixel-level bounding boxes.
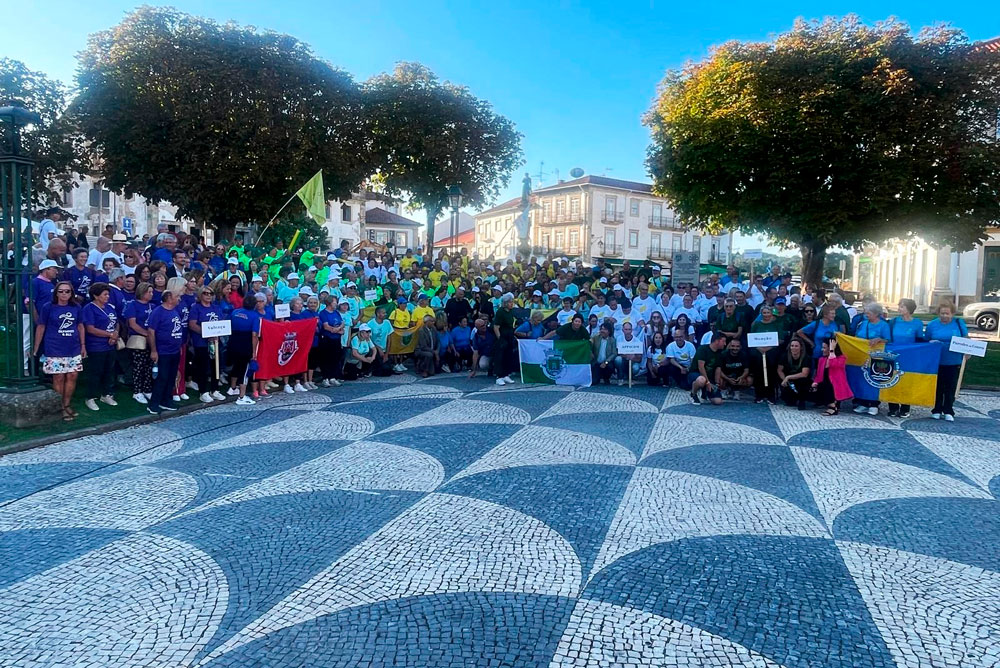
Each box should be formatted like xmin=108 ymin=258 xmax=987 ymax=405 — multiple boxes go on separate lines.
xmin=2 ymin=376 xmax=999 ymax=668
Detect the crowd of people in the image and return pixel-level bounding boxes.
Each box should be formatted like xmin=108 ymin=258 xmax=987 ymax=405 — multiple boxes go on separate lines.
xmin=18 ymin=207 xmax=970 ymax=422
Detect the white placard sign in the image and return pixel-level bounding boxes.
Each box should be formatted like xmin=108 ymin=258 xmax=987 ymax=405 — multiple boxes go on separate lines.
xmin=274 ymin=303 xmax=291 ymax=319
xmin=949 ymin=336 xmax=987 ymax=358
xmin=744 ymin=249 xmax=763 ymax=260
xmin=200 ymin=320 xmax=231 ymax=338
xmin=364 ymin=289 xmax=377 ymax=301
xmin=747 ymin=331 xmax=779 ymax=348
xmin=617 ymin=337 xmax=644 ymax=355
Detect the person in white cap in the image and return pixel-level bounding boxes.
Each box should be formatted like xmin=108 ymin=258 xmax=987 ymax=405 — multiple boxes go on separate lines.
xmin=277 ymin=272 xmax=300 ymax=302
xmin=344 ymin=322 xmax=377 ymax=379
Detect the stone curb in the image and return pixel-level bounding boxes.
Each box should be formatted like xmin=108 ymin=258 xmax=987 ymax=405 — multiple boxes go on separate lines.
xmin=0 ymin=397 xmax=232 ymax=459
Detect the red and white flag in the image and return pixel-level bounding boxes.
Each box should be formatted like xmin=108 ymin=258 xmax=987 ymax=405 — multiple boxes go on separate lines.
xmin=255 ymin=318 xmax=316 ymax=379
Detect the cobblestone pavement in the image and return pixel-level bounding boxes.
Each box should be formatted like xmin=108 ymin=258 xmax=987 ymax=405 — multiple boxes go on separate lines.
xmin=2 ymin=375 xmax=999 ymax=668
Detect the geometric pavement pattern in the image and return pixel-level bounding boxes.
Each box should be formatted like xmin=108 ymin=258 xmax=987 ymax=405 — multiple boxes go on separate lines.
xmin=1 ymin=373 xmax=999 ymax=668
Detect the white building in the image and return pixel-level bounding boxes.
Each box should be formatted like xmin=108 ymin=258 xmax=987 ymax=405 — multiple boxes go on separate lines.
xmin=322 ymin=193 xmax=423 ymax=251
xmin=852 ymin=229 xmax=1000 ymax=309
xmin=57 ymin=173 xmax=197 ymax=241
xmin=474 ymin=175 xmax=732 ymax=275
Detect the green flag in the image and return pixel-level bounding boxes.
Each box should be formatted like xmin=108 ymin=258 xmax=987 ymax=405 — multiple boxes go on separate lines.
xmin=296 ymin=170 xmax=326 ymax=224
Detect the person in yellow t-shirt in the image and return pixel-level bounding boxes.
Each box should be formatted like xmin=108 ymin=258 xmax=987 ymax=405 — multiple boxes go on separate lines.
xmin=411 ymin=294 xmax=436 ymax=325
xmin=399 ymin=250 xmax=417 ymax=272
xmin=428 ymin=262 xmax=446 ymax=289
xmin=390 ymin=297 xmax=412 ymax=328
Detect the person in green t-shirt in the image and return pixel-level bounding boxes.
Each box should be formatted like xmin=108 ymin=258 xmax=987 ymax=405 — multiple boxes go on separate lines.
xmin=492 ymin=293 xmax=518 ymax=385
xmin=690 ymin=332 xmax=727 ymax=405
xmin=714 ymin=298 xmax=744 ymax=342
xmin=749 ymin=306 xmax=782 ymax=403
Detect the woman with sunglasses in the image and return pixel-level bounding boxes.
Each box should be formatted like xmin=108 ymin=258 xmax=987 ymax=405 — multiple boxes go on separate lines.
xmin=124 ymin=282 xmax=155 ymax=404
xmin=189 ymin=285 xmax=227 ymax=403
xmin=33 ymin=281 xmax=85 ymax=421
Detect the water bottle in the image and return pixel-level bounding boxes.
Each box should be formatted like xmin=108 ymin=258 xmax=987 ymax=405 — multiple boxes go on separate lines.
xmin=152 ymin=364 xmax=158 ymax=379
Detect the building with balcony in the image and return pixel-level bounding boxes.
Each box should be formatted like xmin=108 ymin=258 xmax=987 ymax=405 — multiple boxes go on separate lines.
xmin=475 ymin=175 xmax=733 ymax=276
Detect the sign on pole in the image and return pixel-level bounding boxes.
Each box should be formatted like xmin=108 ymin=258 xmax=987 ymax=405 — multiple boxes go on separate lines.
xmin=747 ymin=331 xmax=779 ymax=348
xmin=671 ymin=251 xmax=701 ymax=286
xmin=201 ymin=320 xmax=232 ymax=338
xmin=121 ymin=217 xmax=133 ymax=235
xmin=617 ymin=337 xmax=644 ymax=355
xmin=364 ymin=289 xmax=377 ymax=302
xmin=274 ymin=303 xmax=291 ymax=319
xmin=949 ymin=336 xmax=988 ymax=357
xmin=744 ymin=249 xmax=763 ymax=260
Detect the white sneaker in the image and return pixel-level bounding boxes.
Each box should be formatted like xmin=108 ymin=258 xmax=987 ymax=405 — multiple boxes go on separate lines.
xmin=266 ymin=381 xmax=279 ymax=390
xmin=734 ymin=391 xmax=742 ymax=401
xmin=211 ymin=391 xmax=226 ymax=401
xmin=504 ymin=376 xmax=516 ymax=385
xmin=943 ymin=414 xmax=955 ymax=422
xmin=200 ymin=392 xmax=214 ymax=403
xmin=321 ymin=379 xmax=331 ymax=387
xmin=186 ymin=381 xmax=199 ymax=391
xmin=283 ymin=384 xmax=295 ymax=394
xmin=100 ymin=395 xmax=118 ymax=406
xmin=85 ymin=398 xmax=100 ymax=411
xmin=930 ymin=412 xmax=942 ymax=420
xmin=235 ymin=396 xmax=256 ymax=405
xmin=496 ymin=377 xmax=507 ymax=386
xmin=853 ymin=405 xmax=868 ymax=414
xmin=144 ymin=393 xmax=152 ymax=400
xmin=293 ymin=382 xmax=307 ymax=392
xmin=227 ymin=387 xmax=240 ymax=396
xmin=441 ymin=365 xmax=451 ymax=374
xmin=133 ymin=393 xmax=148 ymax=405
xmin=867 ymin=407 xmax=878 ymax=416
xmin=330 ymin=378 xmax=343 ymax=387
xmin=307 ymin=381 xmax=318 ymax=390
xmin=173 ymin=395 xmax=182 ymax=403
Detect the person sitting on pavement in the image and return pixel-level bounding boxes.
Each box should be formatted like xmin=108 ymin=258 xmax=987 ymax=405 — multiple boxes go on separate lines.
xmin=689 ymin=331 xmax=727 ymax=405
xmin=716 ymin=337 xmax=752 ymax=400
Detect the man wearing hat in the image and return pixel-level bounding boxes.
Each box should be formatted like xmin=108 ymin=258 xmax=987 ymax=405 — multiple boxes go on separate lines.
xmin=411 ymin=293 xmax=435 ymax=325
xmin=278 ymin=272 xmax=301 ymax=303
xmin=101 ymin=233 xmax=128 ymax=268
xmin=221 ymin=257 xmax=248 ymax=287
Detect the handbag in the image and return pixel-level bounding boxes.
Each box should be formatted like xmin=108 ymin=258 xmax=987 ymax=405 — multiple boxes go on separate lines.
xmin=126 ymin=334 xmax=148 ymax=351
xmin=116 ymin=336 xmax=127 ymax=351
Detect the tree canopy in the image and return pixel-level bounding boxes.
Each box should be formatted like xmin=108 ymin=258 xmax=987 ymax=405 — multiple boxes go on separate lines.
xmin=645 ymin=17 xmax=1000 ymax=288
xmin=70 ymin=6 xmax=369 ymax=242
xmin=364 ymin=63 xmax=523 ymax=250
xmin=0 ymin=58 xmax=81 ymax=207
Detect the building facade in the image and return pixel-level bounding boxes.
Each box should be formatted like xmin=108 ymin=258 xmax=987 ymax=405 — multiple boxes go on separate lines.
xmin=474 ymin=175 xmax=732 ymax=274
xmin=852 ymin=230 xmax=1000 ymax=310
xmin=57 ymin=173 xmax=196 ymax=241
xmin=322 ymin=195 xmax=423 ymax=251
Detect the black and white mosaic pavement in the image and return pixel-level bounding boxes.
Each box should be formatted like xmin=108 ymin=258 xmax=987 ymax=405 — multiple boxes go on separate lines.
xmin=2 ymin=375 xmax=999 ymax=667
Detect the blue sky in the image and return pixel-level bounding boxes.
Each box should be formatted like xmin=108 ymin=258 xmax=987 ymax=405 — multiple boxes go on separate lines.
xmin=6 ymin=1 xmax=997 ymax=252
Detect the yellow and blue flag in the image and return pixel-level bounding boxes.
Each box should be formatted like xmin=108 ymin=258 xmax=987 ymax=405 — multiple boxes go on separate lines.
xmin=837 ymin=333 xmax=942 ymax=407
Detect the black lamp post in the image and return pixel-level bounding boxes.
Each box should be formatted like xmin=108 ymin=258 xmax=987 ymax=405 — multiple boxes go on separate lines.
xmin=1 ymin=105 xmax=43 ymax=393
xmin=447 ymin=184 xmax=463 ymax=253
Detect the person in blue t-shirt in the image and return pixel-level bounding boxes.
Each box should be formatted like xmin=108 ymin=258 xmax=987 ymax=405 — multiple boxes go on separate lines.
xmin=887 ymin=298 xmax=924 ymax=418
xmin=80 ymin=282 xmax=120 ymax=411
xmin=32 ymin=281 xmax=84 ymax=421
xmin=318 ymin=295 xmax=345 ymax=386
xmin=124 ymin=283 xmax=155 ymax=404
xmin=451 ymin=315 xmax=473 ymax=371
xmin=796 ymin=303 xmax=845 ymax=362
xmin=146 ymin=290 xmax=185 ymax=414
xmin=923 ymin=301 xmax=968 ymax=421
xmin=189 ymin=286 xmax=226 ymax=402
xmin=851 ymin=302 xmax=893 ymax=415
xmin=227 ymin=293 xmax=261 ymax=404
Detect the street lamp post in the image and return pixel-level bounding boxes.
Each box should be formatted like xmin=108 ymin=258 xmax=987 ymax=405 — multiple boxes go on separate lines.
xmin=0 ymin=105 xmax=42 ymax=393
xmin=0 ymin=105 xmax=62 ymax=427
xmin=447 ymin=184 xmax=463 ymax=254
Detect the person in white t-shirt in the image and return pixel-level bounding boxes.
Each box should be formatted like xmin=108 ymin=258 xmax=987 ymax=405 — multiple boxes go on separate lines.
xmin=588 ymin=291 xmax=614 ymax=324
xmin=630 ymin=283 xmax=657 ymax=324
xmin=672 ymin=294 xmax=702 ymax=324
xmin=664 ymin=326 xmax=697 ymax=388
xmin=38 ymin=208 xmax=62 ymax=250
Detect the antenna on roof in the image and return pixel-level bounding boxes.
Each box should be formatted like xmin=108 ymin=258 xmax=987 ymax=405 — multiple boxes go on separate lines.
xmin=532 ymin=161 xmax=550 ymax=186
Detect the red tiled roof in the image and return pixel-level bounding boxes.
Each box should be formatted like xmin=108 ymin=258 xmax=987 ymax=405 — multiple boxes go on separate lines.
xmin=434 ymin=229 xmax=475 ymax=247
xmin=475 ymin=197 xmax=523 ymax=217
xmin=975 ymin=37 xmax=1000 ymax=52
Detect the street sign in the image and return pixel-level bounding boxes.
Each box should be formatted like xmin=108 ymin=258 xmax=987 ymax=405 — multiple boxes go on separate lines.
xmin=949 ymin=336 xmax=987 ymax=357
xmin=744 ymin=249 xmax=763 ymax=260
xmin=839 ymin=259 xmax=846 ymax=272
xmin=748 ymin=331 xmax=779 ymax=347
xmin=121 ymin=217 xmax=133 ymax=234
xmin=671 ymin=251 xmax=701 ymax=286
xmin=201 ymin=320 xmax=232 ymax=338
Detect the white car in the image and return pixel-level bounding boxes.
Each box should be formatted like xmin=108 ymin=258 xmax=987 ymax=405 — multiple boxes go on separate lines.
xmin=963 ymin=301 xmax=999 ymax=331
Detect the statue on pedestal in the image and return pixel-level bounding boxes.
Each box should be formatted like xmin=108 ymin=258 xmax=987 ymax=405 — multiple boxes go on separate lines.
xmin=513 ymin=172 xmax=532 ymax=254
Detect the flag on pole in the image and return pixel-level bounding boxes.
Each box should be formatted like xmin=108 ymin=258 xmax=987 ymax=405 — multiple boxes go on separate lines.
xmin=287 ymin=229 xmax=302 ymax=253
xmin=296 ymin=170 xmax=326 ymax=224
xmin=518 ymin=339 xmax=592 ymax=387
xmin=255 ymin=318 xmax=317 ymax=379
xmin=836 ymin=333 xmax=942 ymax=407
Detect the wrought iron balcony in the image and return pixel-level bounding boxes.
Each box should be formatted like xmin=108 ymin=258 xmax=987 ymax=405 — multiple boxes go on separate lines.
xmin=648 ymin=214 xmax=680 ymax=230
xmin=601 ymin=211 xmax=624 ymax=224
xmin=539 ymin=211 xmax=585 ymax=225
xmin=648 ymin=248 xmax=672 ymax=260
xmin=602 ymin=243 xmax=624 ymax=257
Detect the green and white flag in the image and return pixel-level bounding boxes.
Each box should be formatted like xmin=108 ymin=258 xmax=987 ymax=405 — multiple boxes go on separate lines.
xmin=518 ymin=339 xmax=592 ymax=387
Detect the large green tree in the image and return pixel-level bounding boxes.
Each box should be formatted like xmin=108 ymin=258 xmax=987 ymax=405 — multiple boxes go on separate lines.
xmin=70 ymin=6 xmax=369 ymax=242
xmin=364 ymin=63 xmax=523 ymax=252
xmin=645 ymin=17 xmax=1000 ymax=289
xmin=0 ymin=58 xmax=81 ymax=206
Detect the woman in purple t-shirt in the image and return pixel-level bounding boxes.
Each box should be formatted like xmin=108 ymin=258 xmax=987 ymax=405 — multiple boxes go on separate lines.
xmin=32 ymin=281 xmax=84 ymax=421
xmin=81 ymin=282 xmax=120 ymax=412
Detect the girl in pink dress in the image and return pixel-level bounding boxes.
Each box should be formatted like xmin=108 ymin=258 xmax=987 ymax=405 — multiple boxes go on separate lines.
xmin=811 ymin=337 xmax=852 ymax=416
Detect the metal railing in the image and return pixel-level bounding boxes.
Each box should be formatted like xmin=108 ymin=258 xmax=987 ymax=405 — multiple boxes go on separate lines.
xmin=648 ymin=214 xmax=680 ymax=230
xmin=601 ymin=211 xmax=624 ymax=224
xmin=539 ymin=211 xmax=585 ymax=225
xmin=602 ymin=244 xmax=624 ymax=257
xmin=648 ymin=248 xmax=671 ymax=260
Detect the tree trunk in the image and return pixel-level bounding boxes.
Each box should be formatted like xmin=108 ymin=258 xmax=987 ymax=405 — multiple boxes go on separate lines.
xmin=213 ymin=221 xmax=237 ymax=246
xmin=425 ymin=208 xmax=439 ymax=256
xmin=800 ymin=241 xmax=827 ymax=293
